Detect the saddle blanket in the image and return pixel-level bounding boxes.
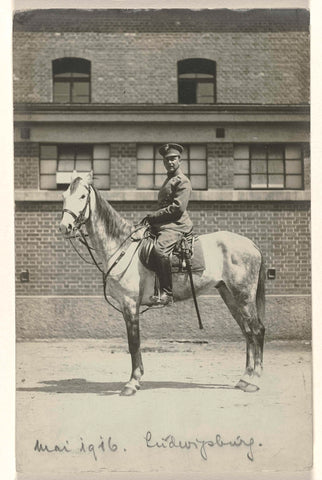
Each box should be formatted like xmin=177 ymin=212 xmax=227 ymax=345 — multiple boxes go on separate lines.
xmin=138 ymin=235 xmax=205 ymax=274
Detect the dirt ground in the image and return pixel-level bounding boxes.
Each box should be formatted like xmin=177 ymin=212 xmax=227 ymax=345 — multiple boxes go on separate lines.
xmin=16 ymin=339 xmax=312 ymax=478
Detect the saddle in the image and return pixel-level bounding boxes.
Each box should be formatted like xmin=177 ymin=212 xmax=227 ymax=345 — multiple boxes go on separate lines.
xmin=138 ymin=229 xmax=205 ymax=275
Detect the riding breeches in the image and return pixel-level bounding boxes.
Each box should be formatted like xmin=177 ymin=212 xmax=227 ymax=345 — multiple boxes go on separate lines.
xmin=152 ymin=229 xmax=184 ymax=258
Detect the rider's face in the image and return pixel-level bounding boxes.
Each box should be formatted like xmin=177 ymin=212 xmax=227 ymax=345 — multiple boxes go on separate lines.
xmin=163 ymin=155 xmax=181 ymax=174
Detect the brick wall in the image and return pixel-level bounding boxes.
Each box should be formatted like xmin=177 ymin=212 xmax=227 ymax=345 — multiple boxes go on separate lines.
xmin=207 ymin=143 xmax=234 ymax=189
xmin=110 ymin=143 xmax=137 ymax=189
xmin=303 ymin=143 xmax=310 ymax=190
xmin=13 ymin=30 xmax=309 ymax=105
xmin=15 ymin=200 xmax=311 ymax=297
xmin=14 ymin=142 xmax=39 ymax=189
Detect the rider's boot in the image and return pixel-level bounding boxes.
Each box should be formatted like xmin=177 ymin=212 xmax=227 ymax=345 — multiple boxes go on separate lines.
xmin=150 ymin=255 xmax=173 ymax=306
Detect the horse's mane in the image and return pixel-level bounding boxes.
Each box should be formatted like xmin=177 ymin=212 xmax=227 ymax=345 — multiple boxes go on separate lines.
xmin=92 ymin=186 xmax=133 ymax=240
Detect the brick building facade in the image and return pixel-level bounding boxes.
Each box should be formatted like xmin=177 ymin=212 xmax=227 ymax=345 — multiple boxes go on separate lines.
xmin=14 ymin=9 xmax=310 ymax=341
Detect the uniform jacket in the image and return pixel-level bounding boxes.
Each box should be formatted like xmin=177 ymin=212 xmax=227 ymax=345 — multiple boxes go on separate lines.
xmin=147 ymin=168 xmax=193 ymax=233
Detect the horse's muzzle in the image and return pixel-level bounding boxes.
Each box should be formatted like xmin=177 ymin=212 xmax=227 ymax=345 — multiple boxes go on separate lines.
xmin=59 ymin=222 xmax=73 ymax=236
xmin=59 ymin=214 xmax=75 ymax=236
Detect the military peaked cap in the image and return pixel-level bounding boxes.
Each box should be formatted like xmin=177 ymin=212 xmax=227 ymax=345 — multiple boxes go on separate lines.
xmin=159 ymin=143 xmax=184 ymax=158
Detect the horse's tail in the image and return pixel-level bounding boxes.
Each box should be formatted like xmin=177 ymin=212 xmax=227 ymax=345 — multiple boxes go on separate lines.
xmin=256 ymin=251 xmax=266 ymax=323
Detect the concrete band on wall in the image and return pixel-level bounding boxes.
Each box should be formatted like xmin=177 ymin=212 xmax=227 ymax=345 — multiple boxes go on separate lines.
xmin=16 ymin=295 xmax=311 ymax=341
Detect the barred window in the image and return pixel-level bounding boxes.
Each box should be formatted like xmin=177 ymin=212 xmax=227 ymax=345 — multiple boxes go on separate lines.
xmin=40 ymin=144 xmax=110 ymax=190
xmin=53 ymin=58 xmax=91 ymax=103
xmin=234 ymin=144 xmax=303 ymax=190
xmin=137 ymin=144 xmax=207 ymax=190
xmin=178 ymin=58 xmax=216 ymax=104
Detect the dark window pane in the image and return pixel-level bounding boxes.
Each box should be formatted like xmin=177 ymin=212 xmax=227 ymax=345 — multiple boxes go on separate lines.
xmin=178 ymin=79 xmax=196 ymax=103
xmin=251 ymin=146 xmax=266 ymax=159
xmin=76 ymin=146 xmax=92 ymax=159
xmin=59 ymin=146 xmax=75 ymax=159
xmin=178 ymin=58 xmax=216 ymax=76
xmin=285 ymin=145 xmax=301 ymax=159
xmin=40 ymin=145 xmax=57 ymax=159
xmin=234 ymin=145 xmax=249 ymax=159
xmin=268 ymin=145 xmax=283 ymax=159
xmin=53 ymin=57 xmax=90 ymax=76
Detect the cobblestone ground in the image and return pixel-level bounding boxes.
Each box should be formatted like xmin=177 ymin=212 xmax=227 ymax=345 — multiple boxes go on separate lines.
xmin=16 ymin=339 xmax=312 ymax=477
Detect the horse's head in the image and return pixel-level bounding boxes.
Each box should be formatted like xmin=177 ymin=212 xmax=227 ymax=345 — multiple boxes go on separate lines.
xmin=59 ymin=170 xmax=93 ymax=237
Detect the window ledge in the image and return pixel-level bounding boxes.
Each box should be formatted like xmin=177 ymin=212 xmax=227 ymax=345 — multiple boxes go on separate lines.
xmin=15 ymin=189 xmax=310 ymax=202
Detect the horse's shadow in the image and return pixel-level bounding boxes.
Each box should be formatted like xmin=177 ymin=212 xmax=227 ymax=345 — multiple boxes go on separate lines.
xmin=17 ymin=378 xmax=236 ymax=396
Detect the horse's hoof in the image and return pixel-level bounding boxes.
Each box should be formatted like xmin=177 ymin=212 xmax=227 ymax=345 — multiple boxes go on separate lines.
xmin=235 ymin=379 xmax=259 ymax=392
xmin=120 ymin=385 xmax=137 ymax=396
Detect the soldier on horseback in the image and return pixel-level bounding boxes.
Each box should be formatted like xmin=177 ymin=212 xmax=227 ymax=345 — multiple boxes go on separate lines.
xmin=141 ymin=143 xmax=193 ymax=306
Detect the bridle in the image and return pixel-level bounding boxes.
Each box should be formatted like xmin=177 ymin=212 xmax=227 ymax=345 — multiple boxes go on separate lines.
xmin=62 ymin=184 xmax=92 ymax=230
xmin=62 ymin=184 xmax=150 ymax=314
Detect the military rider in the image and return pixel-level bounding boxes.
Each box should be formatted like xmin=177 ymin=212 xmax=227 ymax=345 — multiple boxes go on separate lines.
xmin=141 ymin=143 xmax=193 ymax=306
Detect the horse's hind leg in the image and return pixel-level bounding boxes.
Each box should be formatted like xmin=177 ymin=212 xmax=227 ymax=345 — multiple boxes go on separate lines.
xmin=218 ymin=284 xmax=264 ymax=392
xmin=120 ymin=300 xmax=144 ymax=396
xmin=240 ymin=302 xmax=265 ymax=379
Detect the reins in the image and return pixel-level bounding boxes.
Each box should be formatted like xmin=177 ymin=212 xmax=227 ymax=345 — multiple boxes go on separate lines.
xmin=63 ymin=186 xmax=151 ymax=314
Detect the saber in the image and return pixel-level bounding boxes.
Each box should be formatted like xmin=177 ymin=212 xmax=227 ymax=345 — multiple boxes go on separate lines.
xmin=183 ymin=240 xmax=204 ymax=330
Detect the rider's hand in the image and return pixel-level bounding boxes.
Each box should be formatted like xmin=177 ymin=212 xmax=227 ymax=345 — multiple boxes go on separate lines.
xmin=132 ymin=217 xmax=150 ymax=241
xmin=139 ymin=216 xmax=151 ymax=226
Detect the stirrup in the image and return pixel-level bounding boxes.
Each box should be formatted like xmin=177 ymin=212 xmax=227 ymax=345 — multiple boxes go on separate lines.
xmin=149 ymin=292 xmax=174 ymax=306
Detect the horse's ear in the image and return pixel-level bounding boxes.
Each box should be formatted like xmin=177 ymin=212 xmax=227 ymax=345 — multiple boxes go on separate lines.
xmin=85 ymin=170 xmax=94 ymax=185
xmin=71 ymin=170 xmax=78 ymax=181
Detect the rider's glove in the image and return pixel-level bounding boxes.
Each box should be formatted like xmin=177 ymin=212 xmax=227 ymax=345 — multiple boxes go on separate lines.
xmin=140 ymin=216 xmax=151 ymax=226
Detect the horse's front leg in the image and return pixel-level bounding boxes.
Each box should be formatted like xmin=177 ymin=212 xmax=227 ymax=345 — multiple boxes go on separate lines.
xmin=121 ymin=300 xmax=144 ymax=396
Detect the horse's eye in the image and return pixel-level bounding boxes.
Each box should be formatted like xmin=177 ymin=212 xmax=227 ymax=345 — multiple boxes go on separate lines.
xmin=80 ymin=194 xmax=86 ymax=199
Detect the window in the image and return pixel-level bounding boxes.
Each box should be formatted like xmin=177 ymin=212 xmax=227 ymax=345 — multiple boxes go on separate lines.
xmin=53 ymin=58 xmax=91 ymax=103
xmin=40 ymin=144 xmax=110 ymax=190
xmin=137 ymin=144 xmax=207 ymax=190
xmin=178 ymin=58 xmax=216 ymax=104
xmin=234 ymin=144 xmax=303 ymax=190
